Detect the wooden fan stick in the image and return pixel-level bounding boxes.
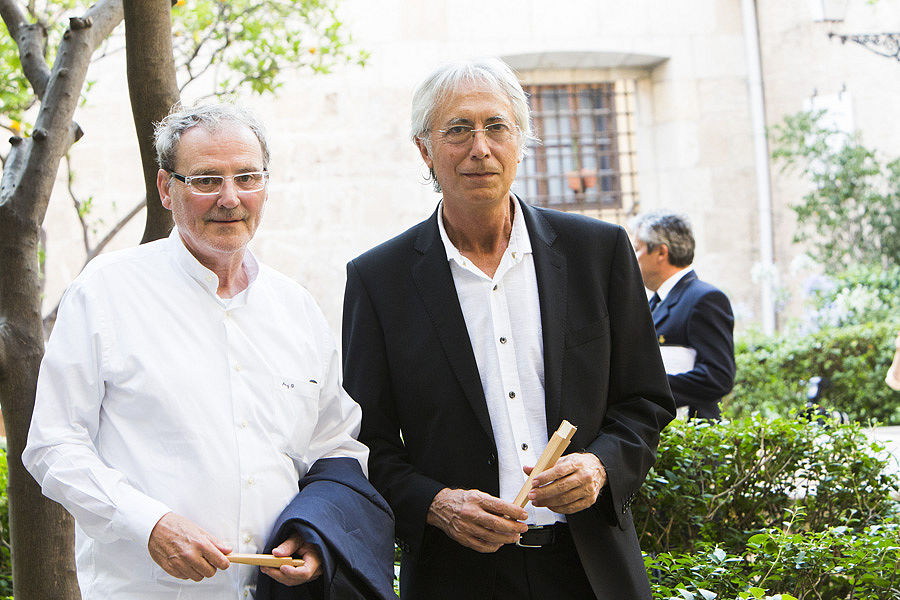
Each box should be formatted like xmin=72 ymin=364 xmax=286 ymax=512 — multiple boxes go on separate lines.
xmin=226 ymin=553 xmax=305 ymax=568
xmin=513 ymin=420 xmax=577 ymax=507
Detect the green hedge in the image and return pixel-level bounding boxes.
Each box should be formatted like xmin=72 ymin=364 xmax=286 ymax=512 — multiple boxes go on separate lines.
xmin=637 ymin=417 xmax=900 ymax=599
xmin=634 ymin=417 xmax=898 ymax=555
xmin=646 ymin=520 xmax=900 ymax=600
xmin=722 ymin=320 xmax=900 ymax=425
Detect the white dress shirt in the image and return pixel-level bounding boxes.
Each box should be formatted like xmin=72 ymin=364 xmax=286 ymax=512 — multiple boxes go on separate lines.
xmin=654 ymin=266 xmax=694 ymax=303
xmin=23 ymin=230 xmax=368 ymax=600
xmin=438 ymin=198 xmax=560 ymax=526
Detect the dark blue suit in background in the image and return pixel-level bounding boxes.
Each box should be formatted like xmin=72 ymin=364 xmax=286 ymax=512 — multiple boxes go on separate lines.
xmin=652 ymin=271 xmax=735 ymax=419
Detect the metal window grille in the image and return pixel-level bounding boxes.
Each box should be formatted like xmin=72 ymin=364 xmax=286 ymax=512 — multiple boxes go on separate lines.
xmin=514 ymin=81 xmax=639 ymax=219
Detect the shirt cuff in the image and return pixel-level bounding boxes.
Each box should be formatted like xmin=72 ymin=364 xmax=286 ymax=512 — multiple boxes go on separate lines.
xmin=111 ymin=485 xmax=173 ymax=548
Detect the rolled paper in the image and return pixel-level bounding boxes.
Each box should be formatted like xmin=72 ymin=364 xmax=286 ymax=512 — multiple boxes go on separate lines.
xmin=226 ymin=553 xmax=305 ymax=568
xmin=514 ymin=420 xmax=578 ymax=508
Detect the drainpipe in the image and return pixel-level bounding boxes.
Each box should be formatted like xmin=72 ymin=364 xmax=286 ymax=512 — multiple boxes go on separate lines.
xmin=740 ymin=0 xmax=777 ymax=334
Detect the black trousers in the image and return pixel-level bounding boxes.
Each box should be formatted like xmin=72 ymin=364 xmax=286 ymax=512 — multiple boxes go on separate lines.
xmin=490 ymin=528 xmax=595 ymax=600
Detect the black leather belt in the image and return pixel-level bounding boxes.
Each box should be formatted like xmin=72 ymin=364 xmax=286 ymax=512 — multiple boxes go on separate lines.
xmin=515 ymin=522 xmax=569 ymax=548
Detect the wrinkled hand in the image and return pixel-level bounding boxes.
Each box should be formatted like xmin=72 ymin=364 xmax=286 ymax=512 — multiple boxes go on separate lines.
xmin=524 ymin=453 xmax=607 ymax=514
xmin=260 ymin=532 xmax=323 ymax=586
xmin=426 ymin=488 xmax=528 ymax=553
xmin=148 ymin=512 xmax=231 ymax=581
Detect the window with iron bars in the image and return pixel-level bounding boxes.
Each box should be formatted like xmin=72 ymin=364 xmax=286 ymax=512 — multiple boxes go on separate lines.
xmin=513 ymin=81 xmax=638 ymax=217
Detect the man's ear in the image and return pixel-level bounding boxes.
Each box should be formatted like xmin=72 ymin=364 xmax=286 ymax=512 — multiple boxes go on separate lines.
xmin=157 ymin=169 xmax=174 ymax=210
xmin=655 ymin=243 xmax=670 ymax=264
xmin=414 ymin=137 xmax=434 ymax=170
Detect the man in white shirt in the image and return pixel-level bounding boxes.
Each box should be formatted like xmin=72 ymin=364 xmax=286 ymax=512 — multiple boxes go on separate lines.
xmin=629 ymin=210 xmax=736 ymax=419
xmin=23 ymin=103 xmax=370 ymax=599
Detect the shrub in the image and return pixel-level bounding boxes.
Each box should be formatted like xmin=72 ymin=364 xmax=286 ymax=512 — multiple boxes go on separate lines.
xmin=804 ymin=265 xmax=900 ymax=330
xmin=770 ymin=110 xmax=900 ymax=271
xmin=634 ymin=416 xmax=899 ymax=555
xmin=723 ymin=321 xmax=900 ymax=425
xmin=646 ymin=518 xmax=900 ymax=599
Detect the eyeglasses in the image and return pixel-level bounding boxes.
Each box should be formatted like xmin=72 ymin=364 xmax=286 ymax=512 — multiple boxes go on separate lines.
xmin=436 ymin=122 xmax=519 ymax=145
xmin=167 ymin=170 xmax=269 ymax=195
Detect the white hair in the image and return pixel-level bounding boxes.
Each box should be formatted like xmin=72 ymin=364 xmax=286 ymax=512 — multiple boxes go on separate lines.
xmin=410 ymin=58 xmax=535 ymax=191
xmin=154 ymin=102 xmax=270 ymax=172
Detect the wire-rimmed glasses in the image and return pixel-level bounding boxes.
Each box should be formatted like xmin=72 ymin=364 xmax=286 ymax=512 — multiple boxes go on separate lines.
xmin=436 ymin=121 xmax=519 ymax=145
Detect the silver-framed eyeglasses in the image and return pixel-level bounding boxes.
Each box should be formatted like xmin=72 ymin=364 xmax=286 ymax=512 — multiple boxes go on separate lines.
xmin=436 ymin=121 xmax=518 ymax=145
xmin=167 ymin=170 xmax=269 ymax=195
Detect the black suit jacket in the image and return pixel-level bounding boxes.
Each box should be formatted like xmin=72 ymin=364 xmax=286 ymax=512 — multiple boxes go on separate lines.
xmin=342 ymin=200 xmax=674 ymax=600
xmin=653 ymin=270 xmax=735 ymax=420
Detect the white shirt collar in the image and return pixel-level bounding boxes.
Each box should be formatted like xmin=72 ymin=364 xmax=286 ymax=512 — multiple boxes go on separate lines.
xmin=656 ymin=266 xmax=694 ymax=302
xmin=436 ymin=196 xmax=532 ymax=267
xmin=167 ymin=227 xmax=260 ymax=299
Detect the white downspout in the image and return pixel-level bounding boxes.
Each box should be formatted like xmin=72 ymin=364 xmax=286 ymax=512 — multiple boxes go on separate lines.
xmin=741 ymin=0 xmax=777 ymax=334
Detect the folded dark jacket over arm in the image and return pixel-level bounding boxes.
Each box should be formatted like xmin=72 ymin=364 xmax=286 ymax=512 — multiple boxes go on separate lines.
xmin=256 ymin=457 xmax=398 ymax=600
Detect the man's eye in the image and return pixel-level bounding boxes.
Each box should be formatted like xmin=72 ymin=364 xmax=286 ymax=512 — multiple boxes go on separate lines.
xmin=446 ymin=126 xmax=471 ymax=135
xmin=194 ymin=176 xmax=220 ymax=186
xmin=487 ymin=123 xmax=511 ymax=133
xmin=234 ymin=174 xmax=254 ymax=184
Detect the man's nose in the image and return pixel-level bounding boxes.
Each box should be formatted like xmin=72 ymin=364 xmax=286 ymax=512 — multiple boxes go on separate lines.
xmin=469 ymin=129 xmax=491 ymax=159
xmin=216 ymin=178 xmax=241 ymax=208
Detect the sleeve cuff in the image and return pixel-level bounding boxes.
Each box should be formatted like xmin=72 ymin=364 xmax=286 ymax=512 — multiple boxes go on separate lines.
xmin=111 ymin=485 xmax=173 ymax=548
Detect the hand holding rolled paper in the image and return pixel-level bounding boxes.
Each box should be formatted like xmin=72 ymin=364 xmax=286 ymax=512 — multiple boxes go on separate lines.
xmin=514 ymin=420 xmax=577 ymax=507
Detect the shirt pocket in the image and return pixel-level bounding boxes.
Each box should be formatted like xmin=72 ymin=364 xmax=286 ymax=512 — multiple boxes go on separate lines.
xmin=270 ymin=375 xmax=320 ymax=448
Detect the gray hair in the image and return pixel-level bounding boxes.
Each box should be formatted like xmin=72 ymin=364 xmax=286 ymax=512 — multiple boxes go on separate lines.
xmin=154 ymin=102 xmax=270 ymax=173
xmin=410 ymin=58 xmax=534 ymax=192
xmin=629 ymin=210 xmax=695 ymax=267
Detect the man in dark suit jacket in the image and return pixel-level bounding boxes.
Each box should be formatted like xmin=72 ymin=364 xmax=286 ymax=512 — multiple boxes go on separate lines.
xmin=629 ymin=211 xmax=736 ymax=419
xmin=342 ymin=58 xmax=675 ymax=600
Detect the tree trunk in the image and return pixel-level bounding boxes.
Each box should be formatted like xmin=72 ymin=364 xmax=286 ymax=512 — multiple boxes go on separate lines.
xmin=0 ymin=211 xmax=79 ymax=599
xmin=124 ymin=0 xmax=178 ymax=244
xmin=0 ymin=2 xmax=124 ymax=598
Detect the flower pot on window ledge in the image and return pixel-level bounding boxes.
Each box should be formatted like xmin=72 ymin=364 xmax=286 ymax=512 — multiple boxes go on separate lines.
xmin=580 ymin=168 xmax=597 ymax=189
xmin=565 ymin=170 xmax=583 ymax=192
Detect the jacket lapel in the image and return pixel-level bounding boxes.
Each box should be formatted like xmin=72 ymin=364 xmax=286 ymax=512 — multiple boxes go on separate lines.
xmin=653 ymin=270 xmax=696 ymax=329
xmin=520 ymin=202 xmax=566 ymax=435
xmin=411 ymin=209 xmax=494 ymax=441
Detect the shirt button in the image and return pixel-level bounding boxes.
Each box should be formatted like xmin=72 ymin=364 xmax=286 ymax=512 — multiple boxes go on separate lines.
xmin=247 ymin=477 xmax=255 ymax=486
xmin=521 ymin=443 xmax=529 ymax=451
xmin=240 ymin=420 xmax=248 ymax=429
xmin=244 ymin=533 xmax=252 ymax=543
xmin=492 ymin=284 xmax=498 ymax=291
xmin=234 ymin=365 xmax=241 ymax=372
xmin=243 ymin=591 xmax=249 ymax=599
xmin=499 ymin=336 xmax=507 ymax=344
xmin=508 ymin=391 xmax=516 ymax=399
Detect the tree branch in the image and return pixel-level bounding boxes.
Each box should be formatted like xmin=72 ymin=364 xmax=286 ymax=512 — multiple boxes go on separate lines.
xmin=10 ymin=0 xmax=123 ymax=225
xmin=88 ymin=197 xmax=145 ymax=261
xmin=0 ymin=0 xmax=51 ymax=99
xmin=0 ymin=137 xmax=28 ymax=207
xmin=43 ymin=196 xmax=146 ymax=332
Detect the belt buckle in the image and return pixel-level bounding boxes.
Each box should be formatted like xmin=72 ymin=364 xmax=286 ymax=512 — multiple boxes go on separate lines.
xmin=515 ymin=525 xmax=548 ymax=548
